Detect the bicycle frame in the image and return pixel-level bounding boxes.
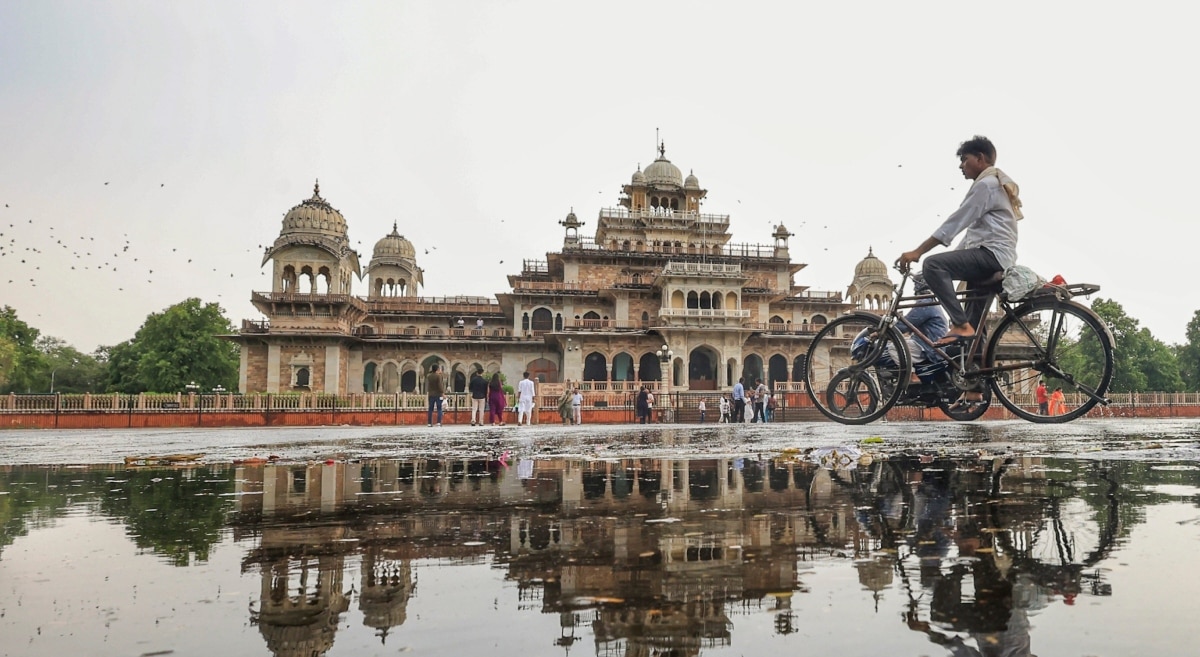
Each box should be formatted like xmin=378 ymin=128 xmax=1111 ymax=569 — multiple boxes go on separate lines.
xmin=878 ymin=272 xmax=1110 ymax=406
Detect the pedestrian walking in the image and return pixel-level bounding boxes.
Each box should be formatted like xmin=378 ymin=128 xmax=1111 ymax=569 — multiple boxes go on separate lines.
xmin=752 ymin=379 xmax=767 ymax=423
xmin=487 ymin=372 xmax=507 ymax=426
xmin=517 ymin=371 xmax=536 ymax=425
xmin=719 ymin=395 xmax=730 ymax=423
xmin=1049 ymin=386 xmax=1065 ymax=415
xmin=572 ymin=387 xmax=583 ymax=425
xmin=1036 ymin=380 xmax=1048 ymax=415
xmin=732 ymin=378 xmax=746 ymax=423
xmin=426 ymin=364 xmax=445 ymax=427
xmin=468 ymin=367 xmax=488 ymax=426
xmin=636 ymin=386 xmax=651 ymax=424
xmin=698 ymin=398 xmax=706 ymax=423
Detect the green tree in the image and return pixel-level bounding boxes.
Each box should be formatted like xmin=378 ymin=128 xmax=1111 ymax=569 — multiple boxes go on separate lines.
xmin=0 ymin=334 xmax=16 ymax=390
xmin=0 ymin=306 xmax=47 ymax=393
xmin=32 ymin=335 xmax=105 ymax=393
xmin=1089 ymin=298 xmax=1182 ymax=393
xmin=104 ymin=298 xmax=239 ymax=393
xmin=1178 ymin=310 xmax=1200 ymax=391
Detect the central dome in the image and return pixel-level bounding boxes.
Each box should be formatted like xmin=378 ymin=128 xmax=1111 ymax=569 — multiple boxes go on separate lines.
xmin=643 ymin=152 xmax=683 ymax=186
xmin=854 ymin=248 xmax=889 ymax=278
xmin=373 ymin=223 xmax=415 ymax=259
xmin=280 ymin=181 xmax=348 ymax=238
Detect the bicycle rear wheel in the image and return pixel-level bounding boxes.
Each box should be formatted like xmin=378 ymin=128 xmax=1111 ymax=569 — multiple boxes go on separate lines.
xmin=986 ymin=298 xmax=1114 ymax=423
xmin=805 ymin=314 xmax=909 ymax=424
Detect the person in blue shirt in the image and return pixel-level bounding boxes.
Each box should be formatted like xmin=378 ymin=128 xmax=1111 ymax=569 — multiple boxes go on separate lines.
xmin=731 ymin=377 xmax=746 ymax=423
xmin=894 ymin=272 xmax=949 ymax=374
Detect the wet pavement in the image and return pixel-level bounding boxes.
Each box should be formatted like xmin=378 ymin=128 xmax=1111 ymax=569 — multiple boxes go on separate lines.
xmin=2 ymin=419 xmax=1199 ymax=656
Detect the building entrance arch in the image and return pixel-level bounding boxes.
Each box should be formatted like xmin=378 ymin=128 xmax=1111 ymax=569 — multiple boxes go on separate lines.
xmin=688 ymin=346 xmax=719 ymax=390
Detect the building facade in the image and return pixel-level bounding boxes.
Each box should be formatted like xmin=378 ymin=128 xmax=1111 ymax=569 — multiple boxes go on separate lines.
xmin=233 ymin=147 xmax=888 ymax=395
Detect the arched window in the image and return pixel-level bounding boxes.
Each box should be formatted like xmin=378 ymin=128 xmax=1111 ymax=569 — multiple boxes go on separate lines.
xmin=687 ymin=291 xmax=699 ymax=309
xmin=555 ymin=313 xmax=564 ymax=331
xmin=700 ymin=291 xmax=711 ymax=309
xmin=638 ymin=353 xmax=661 ymax=381
xmin=531 ymin=308 xmax=553 ymax=332
xmin=521 ymin=312 xmax=530 ymax=331
xmin=811 ymin=314 xmax=828 ymax=325
xmin=583 ymin=352 xmax=608 ymax=382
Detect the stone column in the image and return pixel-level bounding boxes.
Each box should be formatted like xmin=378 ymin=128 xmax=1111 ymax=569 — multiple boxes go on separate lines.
xmin=324 ymin=345 xmax=341 ymax=394
xmin=267 ymin=344 xmax=281 ymax=393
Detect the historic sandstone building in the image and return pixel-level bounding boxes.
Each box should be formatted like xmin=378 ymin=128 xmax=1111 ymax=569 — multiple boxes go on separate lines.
xmin=233 ymin=147 xmax=892 ymax=395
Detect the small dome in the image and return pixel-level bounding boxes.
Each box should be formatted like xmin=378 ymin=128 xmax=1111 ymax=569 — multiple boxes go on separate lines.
xmin=684 ymin=170 xmax=700 ymax=189
xmin=631 ymin=167 xmax=646 ymax=184
xmin=373 ymin=223 xmax=415 ymax=259
xmin=854 ymin=247 xmax=889 ymax=278
xmin=280 ymin=180 xmax=347 ymax=238
xmin=644 ymin=146 xmax=683 ymax=186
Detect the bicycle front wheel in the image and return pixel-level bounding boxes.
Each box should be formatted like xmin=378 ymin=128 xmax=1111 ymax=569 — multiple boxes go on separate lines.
xmin=986 ymin=298 xmax=1114 ymax=423
xmin=805 ymin=314 xmax=909 ymax=424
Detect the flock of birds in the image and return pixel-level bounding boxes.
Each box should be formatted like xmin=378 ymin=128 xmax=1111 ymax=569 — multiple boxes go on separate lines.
xmin=0 ymin=182 xmax=277 ymax=324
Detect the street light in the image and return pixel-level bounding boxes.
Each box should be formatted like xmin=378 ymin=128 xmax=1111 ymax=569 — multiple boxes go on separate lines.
xmin=49 ymin=358 xmax=79 ymax=393
xmin=656 ymin=343 xmax=673 ymax=422
xmin=185 ymin=382 xmax=201 ymax=423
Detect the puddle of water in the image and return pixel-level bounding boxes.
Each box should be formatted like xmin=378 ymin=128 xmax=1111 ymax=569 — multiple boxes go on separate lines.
xmin=1 ymin=454 xmax=1199 ymax=656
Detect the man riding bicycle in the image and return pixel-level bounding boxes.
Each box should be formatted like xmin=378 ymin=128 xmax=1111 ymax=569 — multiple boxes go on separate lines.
xmin=896 ymin=135 xmax=1021 ymax=347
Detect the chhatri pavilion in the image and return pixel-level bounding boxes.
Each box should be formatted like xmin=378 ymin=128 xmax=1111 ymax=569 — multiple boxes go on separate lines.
xmin=231 ymin=145 xmax=893 ymax=395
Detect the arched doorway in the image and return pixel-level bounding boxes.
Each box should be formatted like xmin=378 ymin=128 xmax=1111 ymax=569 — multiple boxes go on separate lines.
xmin=583 ymin=352 xmax=608 ymax=385
xmin=742 ymin=354 xmax=764 ymax=386
xmin=400 ymin=368 xmax=416 ymax=393
xmin=363 ymin=362 xmax=377 ymax=392
xmin=526 ymin=357 xmax=558 ymax=383
xmin=792 ymin=355 xmax=807 ymax=384
xmin=452 ymin=369 xmax=467 ymax=393
xmin=612 ymin=353 xmax=635 ymax=382
xmin=688 ymin=347 xmax=719 ymax=390
xmin=768 ymin=354 xmax=789 ymax=388
xmin=638 ymin=353 xmax=661 ymax=381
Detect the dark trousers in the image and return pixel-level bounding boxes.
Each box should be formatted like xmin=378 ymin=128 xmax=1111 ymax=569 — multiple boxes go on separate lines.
xmin=752 ymin=402 xmax=764 ymax=422
xmin=733 ymin=399 xmax=746 ymax=422
xmin=427 ymin=397 xmax=443 ymax=425
xmin=923 ymin=247 xmax=1002 ymax=329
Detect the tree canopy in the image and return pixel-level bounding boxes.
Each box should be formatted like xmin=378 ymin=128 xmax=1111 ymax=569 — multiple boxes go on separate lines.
xmin=103 ymin=298 xmax=239 ymax=393
xmin=0 ymin=306 xmax=47 ymax=393
xmin=1089 ymin=298 xmax=1183 ymax=393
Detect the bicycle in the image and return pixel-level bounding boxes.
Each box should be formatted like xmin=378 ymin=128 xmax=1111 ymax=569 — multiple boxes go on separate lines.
xmin=803 ymin=267 xmax=1114 ymax=424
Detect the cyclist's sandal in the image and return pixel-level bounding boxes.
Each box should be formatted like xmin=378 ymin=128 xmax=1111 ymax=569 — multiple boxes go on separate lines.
xmin=934 ymin=335 xmax=973 ymax=347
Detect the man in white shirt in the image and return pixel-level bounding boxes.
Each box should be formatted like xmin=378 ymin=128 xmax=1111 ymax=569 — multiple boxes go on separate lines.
xmin=571 ymin=388 xmax=583 ymax=425
xmin=517 ymin=371 xmax=536 ymax=425
xmin=897 ymin=135 xmax=1020 ymax=345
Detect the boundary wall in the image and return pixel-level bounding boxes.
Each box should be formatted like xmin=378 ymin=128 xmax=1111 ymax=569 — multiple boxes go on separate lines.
xmin=3 ymin=391 xmax=1199 ymax=430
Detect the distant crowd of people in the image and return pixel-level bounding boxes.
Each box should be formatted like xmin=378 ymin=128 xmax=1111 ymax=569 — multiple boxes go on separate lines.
xmin=425 ymin=363 xmax=787 ymax=428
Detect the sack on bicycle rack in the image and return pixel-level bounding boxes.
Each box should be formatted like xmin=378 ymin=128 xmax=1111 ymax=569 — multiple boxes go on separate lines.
xmin=1002 ymin=265 xmax=1047 ymax=301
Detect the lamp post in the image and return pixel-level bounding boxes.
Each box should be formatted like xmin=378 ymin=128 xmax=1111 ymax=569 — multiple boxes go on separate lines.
xmin=49 ymin=358 xmax=79 ymax=393
xmin=656 ymin=343 xmax=673 ymax=423
xmin=186 ymin=381 xmax=201 ymax=423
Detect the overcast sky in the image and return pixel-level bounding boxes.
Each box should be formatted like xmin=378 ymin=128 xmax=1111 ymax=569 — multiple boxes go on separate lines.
xmin=2 ymin=1 xmax=1196 ymax=352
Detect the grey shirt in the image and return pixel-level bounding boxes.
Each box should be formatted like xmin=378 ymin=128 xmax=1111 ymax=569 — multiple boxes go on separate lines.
xmin=931 ymin=175 xmax=1018 ymax=270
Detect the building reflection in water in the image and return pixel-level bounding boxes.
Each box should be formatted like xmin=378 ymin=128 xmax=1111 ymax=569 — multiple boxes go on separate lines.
xmin=230 ymin=453 xmax=1119 ymax=657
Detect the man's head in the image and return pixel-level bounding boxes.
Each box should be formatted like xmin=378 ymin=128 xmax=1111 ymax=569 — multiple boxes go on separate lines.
xmin=738 ymin=377 xmax=744 ymax=384
xmin=956 ymin=135 xmax=996 ymax=180
xmin=523 ymin=371 xmax=530 ymax=379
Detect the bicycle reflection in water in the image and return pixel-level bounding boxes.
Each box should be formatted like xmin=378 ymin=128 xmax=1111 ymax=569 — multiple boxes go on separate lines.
xmin=835 ymin=454 xmax=1118 ymax=657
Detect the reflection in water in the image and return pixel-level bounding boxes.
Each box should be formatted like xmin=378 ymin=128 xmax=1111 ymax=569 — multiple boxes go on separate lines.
xmin=0 ymin=456 xmax=1195 ymax=656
